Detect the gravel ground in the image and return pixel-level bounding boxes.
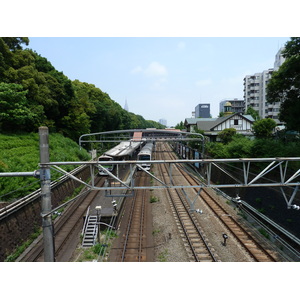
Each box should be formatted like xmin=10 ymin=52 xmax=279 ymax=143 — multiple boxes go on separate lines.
xmin=71 ymin=162 xmax=283 ymax=262
xmin=150 ymin=162 xmax=281 ymax=262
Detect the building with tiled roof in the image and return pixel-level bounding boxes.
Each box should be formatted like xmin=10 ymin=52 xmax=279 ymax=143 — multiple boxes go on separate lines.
xmin=196 ymin=113 xmax=254 ymax=142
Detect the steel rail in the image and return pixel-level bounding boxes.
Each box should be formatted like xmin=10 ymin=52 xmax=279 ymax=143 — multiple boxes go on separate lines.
xmin=120 ymin=174 xmax=147 ymax=261
xmin=157 ymin=143 xmax=217 ymax=262
xmin=172 ymin=156 xmax=278 ymax=262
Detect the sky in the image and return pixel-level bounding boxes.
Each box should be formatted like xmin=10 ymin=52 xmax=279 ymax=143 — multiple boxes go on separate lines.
xmin=2 ymin=2 xmax=297 ymax=127
xmin=27 ymin=37 xmax=290 ymax=127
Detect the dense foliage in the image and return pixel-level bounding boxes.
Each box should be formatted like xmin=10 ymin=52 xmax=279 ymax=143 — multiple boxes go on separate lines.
xmin=217 ymin=128 xmax=236 ymax=144
xmin=0 ymin=37 xmax=165 ymax=140
xmin=0 ymin=133 xmax=91 ymax=201
xmin=267 ymin=37 xmax=300 ymax=131
xmin=245 ymin=106 xmax=260 ymax=121
xmin=205 ymin=134 xmax=300 ymax=159
xmin=252 ymin=118 xmax=277 ymax=138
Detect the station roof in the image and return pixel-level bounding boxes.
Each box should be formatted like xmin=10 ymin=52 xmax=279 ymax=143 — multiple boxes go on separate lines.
xmin=132 ymin=131 xmax=143 ymax=141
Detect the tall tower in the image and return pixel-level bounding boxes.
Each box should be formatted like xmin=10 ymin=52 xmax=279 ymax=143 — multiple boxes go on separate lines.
xmin=124 ymin=99 xmax=129 ymax=112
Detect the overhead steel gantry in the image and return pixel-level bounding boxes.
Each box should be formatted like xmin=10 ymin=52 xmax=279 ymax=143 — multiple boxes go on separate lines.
xmin=46 ymin=157 xmax=300 ymax=210
xmin=2 ymin=127 xmax=300 ymax=262
xmin=79 ymin=129 xmax=205 ymax=154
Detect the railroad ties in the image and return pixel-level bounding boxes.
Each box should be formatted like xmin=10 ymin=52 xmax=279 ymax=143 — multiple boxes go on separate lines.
xmin=156 ymin=142 xmax=218 ymax=262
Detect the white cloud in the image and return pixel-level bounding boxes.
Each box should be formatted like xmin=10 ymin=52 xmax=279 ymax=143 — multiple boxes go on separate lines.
xmin=131 ymin=61 xmax=168 ymax=77
xmin=144 ymin=61 xmax=168 ymax=77
xmin=195 ymin=79 xmax=212 ymax=87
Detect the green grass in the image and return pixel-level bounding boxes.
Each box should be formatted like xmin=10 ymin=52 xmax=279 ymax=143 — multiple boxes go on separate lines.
xmin=0 ymin=133 xmax=90 ymax=201
xmin=4 ymin=227 xmax=42 ymax=262
xmin=258 ymin=227 xmax=270 ymax=239
xmin=150 ymin=196 xmax=159 ymax=203
xmin=158 ymin=249 xmax=168 ymax=262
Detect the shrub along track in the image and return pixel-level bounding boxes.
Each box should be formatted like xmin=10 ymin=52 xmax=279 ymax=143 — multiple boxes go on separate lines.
xmin=18 ymin=176 xmax=105 ymax=262
xmin=163 ymin=142 xmax=279 ymax=262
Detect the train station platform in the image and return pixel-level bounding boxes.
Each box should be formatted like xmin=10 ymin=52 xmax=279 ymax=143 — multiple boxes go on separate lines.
xmin=87 ymin=164 xmax=135 ymax=218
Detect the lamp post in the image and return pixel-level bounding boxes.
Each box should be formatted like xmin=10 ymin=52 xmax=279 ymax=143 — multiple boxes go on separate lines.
xmin=112 ymin=199 xmax=117 ymax=214
xmin=95 ymin=206 xmax=102 ymax=243
xmin=222 ymin=233 xmax=228 ymax=246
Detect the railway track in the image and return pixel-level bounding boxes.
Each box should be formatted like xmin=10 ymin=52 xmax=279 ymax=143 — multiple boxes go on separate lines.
xmin=19 ymin=177 xmax=105 ymax=262
xmin=110 ymin=172 xmax=151 ymax=262
xmin=156 ymin=143 xmax=218 ymax=262
xmin=162 ymin=142 xmax=278 ymax=262
xmin=120 ymin=173 xmax=148 ymax=261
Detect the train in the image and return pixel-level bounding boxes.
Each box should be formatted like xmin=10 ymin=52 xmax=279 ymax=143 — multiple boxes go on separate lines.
xmin=137 ymin=142 xmax=154 ymax=171
xmin=97 ymin=141 xmax=143 ymax=175
xmin=98 ymin=154 xmax=114 ymax=175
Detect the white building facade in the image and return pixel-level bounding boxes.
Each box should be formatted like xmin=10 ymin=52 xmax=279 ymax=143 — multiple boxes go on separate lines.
xmin=243 ymin=48 xmax=285 ymax=123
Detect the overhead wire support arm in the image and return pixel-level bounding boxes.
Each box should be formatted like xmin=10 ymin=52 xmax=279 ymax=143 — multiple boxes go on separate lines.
xmin=0 ymin=171 xmax=40 ymax=178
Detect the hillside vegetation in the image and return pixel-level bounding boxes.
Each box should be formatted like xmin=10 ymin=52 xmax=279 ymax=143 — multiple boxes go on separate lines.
xmin=0 ymin=37 xmax=165 ymax=202
xmin=0 ymin=133 xmax=90 ymax=202
xmin=0 ymin=37 xmax=165 ymax=141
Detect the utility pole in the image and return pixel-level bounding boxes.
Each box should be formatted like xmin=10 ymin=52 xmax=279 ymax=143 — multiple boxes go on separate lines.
xmin=39 ymin=127 xmax=55 ymax=262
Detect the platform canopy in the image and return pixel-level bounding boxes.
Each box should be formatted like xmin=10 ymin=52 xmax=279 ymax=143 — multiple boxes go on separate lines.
xmin=79 ymin=129 xmax=205 ymax=151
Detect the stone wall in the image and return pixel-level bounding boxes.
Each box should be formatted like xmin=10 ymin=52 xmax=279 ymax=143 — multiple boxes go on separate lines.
xmin=0 ymin=166 xmax=90 ymax=261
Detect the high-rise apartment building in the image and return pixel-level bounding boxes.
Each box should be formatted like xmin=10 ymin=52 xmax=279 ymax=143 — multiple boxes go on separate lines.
xmin=220 ymin=98 xmax=245 ymax=114
xmin=243 ymin=48 xmax=285 ymax=122
xmin=195 ymin=103 xmax=210 ymax=118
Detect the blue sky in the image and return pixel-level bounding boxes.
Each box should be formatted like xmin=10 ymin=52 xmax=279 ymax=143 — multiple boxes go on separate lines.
xmin=28 ymin=37 xmax=290 ymax=126
xmin=2 ymin=1 xmax=295 ymax=127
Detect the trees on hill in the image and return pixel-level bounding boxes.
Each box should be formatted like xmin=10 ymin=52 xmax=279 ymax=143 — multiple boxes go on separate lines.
xmin=0 ymin=37 xmax=165 ymax=140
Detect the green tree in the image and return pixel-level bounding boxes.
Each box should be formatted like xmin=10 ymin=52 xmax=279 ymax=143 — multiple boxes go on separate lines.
xmin=0 ymin=82 xmax=43 ymax=132
xmin=175 ymin=121 xmax=185 ymax=130
xmin=1 ymin=37 xmax=29 ymax=51
xmin=226 ymin=134 xmax=252 ymax=158
xmin=205 ymin=142 xmax=229 ymax=158
xmin=267 ymin=37 xmax=300 ymax=131
xmin=252 ymin=118 xmax=277 ymax=138
xmin=245 ymin=106 xmax=260 ymax=121
xmin=217 ymin=128 xmax=237 ymax=144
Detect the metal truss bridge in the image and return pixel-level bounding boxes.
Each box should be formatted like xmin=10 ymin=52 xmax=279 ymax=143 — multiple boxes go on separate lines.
xmin=46 ymin=157 xmax=300 ymax=210
xmin=2 ymin=127 xmax=300 ymax=262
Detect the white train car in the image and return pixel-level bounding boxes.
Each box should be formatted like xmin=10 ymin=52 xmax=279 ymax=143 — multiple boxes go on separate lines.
xmin=98 ymin=154 xmax=114 ymax=175
xmin=137 ymin=142 xmax=154 ymax=170
xmin=98 ymin=140 xmax=142 ymax=175
xmin=105 ymin=141 xmax=142 ymax=158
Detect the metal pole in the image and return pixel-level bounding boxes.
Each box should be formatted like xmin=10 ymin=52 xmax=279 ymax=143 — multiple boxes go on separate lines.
xmin=39 ymin=127 xmax=55 ymax=262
